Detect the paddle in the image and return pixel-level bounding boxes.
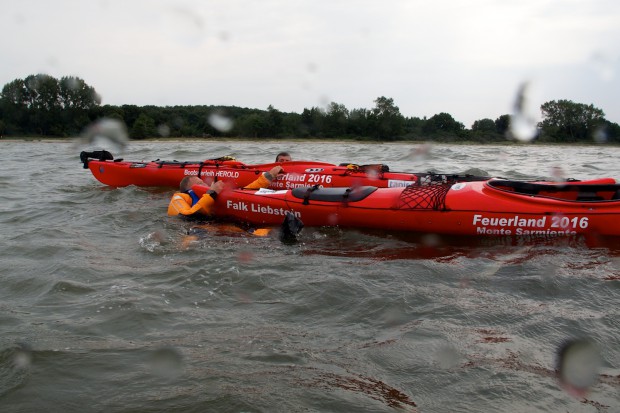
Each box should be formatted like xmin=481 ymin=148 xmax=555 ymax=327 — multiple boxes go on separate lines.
xmin=279 ymin=211 xmax=304 ymax=244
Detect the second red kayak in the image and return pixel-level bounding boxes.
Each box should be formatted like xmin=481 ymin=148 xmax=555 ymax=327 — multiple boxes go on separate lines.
xmin=80 ymin=150 xmax=490 ymax=188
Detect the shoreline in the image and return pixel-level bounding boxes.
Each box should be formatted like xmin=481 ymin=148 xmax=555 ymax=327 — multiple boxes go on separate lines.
xmin=2 ymin=136 xmax=618 ymax=147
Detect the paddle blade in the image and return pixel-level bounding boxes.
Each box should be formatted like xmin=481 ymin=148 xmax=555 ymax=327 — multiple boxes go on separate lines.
xmin=280 ymin=212 xmax=304 ymax=244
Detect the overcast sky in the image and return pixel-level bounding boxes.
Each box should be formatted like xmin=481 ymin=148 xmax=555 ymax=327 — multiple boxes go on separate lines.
xmin=3 ymin=0 xmax=619 ymax=127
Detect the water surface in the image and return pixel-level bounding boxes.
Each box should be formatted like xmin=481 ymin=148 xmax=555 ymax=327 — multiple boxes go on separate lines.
xmin=0 ymin=140 xmax=619 ymax=412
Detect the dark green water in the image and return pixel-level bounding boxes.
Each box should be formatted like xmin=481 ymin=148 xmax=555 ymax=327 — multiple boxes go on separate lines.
xmin=1 ymin=140 xmax=618 ymax=412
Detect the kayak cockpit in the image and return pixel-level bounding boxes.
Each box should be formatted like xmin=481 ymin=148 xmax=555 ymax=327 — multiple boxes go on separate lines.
xmin=291 ymin=185 xmax=378 ymax=204
xmin=486 ymin=179 xmax=620 ymax=202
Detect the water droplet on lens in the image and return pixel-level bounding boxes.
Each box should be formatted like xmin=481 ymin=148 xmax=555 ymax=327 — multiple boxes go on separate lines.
xmin=435 ymin=346 xmax=460 ymax=369
xmin=208 ymin=113 xmax=234 ymax=132
xmin=306 ymin=62 xmax=318 ymax=73
xmin=327 ymin=213 xmax=340 ymax=225
xmin=172 ymin=116 xmax=184 ymax=129
xmin=590 ymin=52 xmax=615 ymax=82
xmin=367 ymin=169 xmax=379 ymax=179
xmin=593 ymin=126 xmax=608 ymax=144
xmin=157 ymin=124 xmax=171 ymax=137
xmin=510 ymin=114 xmax=538 ymax=142
xmin=420 ymin=233 xmax=441 ymax=248
xmin=148 ymin=347 xmax=184 ymax=379
xmin=218 ymin=31 xmax=230 ymax=42
xmin=238 ymin=249 xmax=254 ymax=263
xmin=13 ymin=348 xmax=32 ymax=369
xmin=550 ymin=165 xmax=566 ymax=181
xmin=65 ymin=77 xmax=81 ymax=91
xmin=79 ymin=118 xmax=129 ymax=151
xmin=556 ymin=339 xmax=601 ymax=397
xmin=165 ymin=6 xmax=206 ymax=47
xmin=508 ymin=82 xmax=540 ymax=142
xmin=318 ymin=95 xmax=331 ymax=109
xmin=408 ymin=143 xmax=432 ymax=161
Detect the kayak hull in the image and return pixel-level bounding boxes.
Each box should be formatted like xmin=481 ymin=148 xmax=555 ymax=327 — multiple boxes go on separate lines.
xmin=81 ymin=152 xmax=616 ymax=191
xmin=82 ymin=156 xmax=503 ymax=189
xmin=193 ymin=179 xmax=620 ymax=237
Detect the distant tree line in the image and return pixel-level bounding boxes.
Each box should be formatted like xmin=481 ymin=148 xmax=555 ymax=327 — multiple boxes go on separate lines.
xmin=1 ymin=74 xmax=619 ymax=143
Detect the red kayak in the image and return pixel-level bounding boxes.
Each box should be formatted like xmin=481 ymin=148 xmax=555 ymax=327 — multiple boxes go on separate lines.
xmin=192 ymin=178 xmax=620 ymax=237
xmin=80 ymin=150 xmax=490 ymax=188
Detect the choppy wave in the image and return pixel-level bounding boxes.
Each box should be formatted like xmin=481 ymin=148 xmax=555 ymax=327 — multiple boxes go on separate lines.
xmin=0 ymin=140 xmax=618 ymax=412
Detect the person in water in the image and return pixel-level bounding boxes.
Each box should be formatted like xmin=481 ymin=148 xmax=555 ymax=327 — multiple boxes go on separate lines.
xmin=168 ymin=164 xmax=304 ymax=243
xmin=167 ymin=165 xmax=283 ymax=217
xmin=275 ymin=152 xmax=292 ymax=162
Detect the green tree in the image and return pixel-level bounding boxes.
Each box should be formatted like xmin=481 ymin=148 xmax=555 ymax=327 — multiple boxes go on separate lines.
xmin=59 ymin=76 xmax=101 ymax=110
xmin=24 ymin=74 xmax=62 ymax=134
xmin=59 ymin=76 xmax=101 ymax=135
xmin=0 ymin=74 xmax=101 ymax=136
xmin=539 ymin=100 xmax=606 ymax=142
xmin=121 ymin=105 xmax=142 ymax=129
xmin=347 ymin=108 xmax=370 ymax=137
xmin=494 ymin=114 xmax=511 ymax=135
xmin=423 ymin=112 xmax=464 ymax=138
xmin=24 ymin=74 xmax=60 ymax=110
xmin=369 ymin=96 xmax=404 ymax=140
xmin=98 ymin=104 xmax=126 ymax=120
xmin=595 ymin=120 xmax=620 ymax=144
xmin=0 ymin=79 xmax=27 ymax=134
xmin=1 ymin=79 xmax=27 ymax=105
xmin=280 ymin=112 xmax=302 ymax=137
xmin=265 ymin=105 xmax=283 ymax=137
xmin=235 ymin=113 xmax=267 ymax=138
xmin=471 ymin=118 xmax=496 ymax=133
xmin=470 ymin=117 xmax=505 ymax=142
xmin=131 ymin=113 xmax=156 ymax=139
xmin=324 ymin=102 xmax=349 ymax=137
xmin=300 ymin=107 xmax=325 ymax=137
xmin=401 ymin=116 xmax=425 ymax=140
